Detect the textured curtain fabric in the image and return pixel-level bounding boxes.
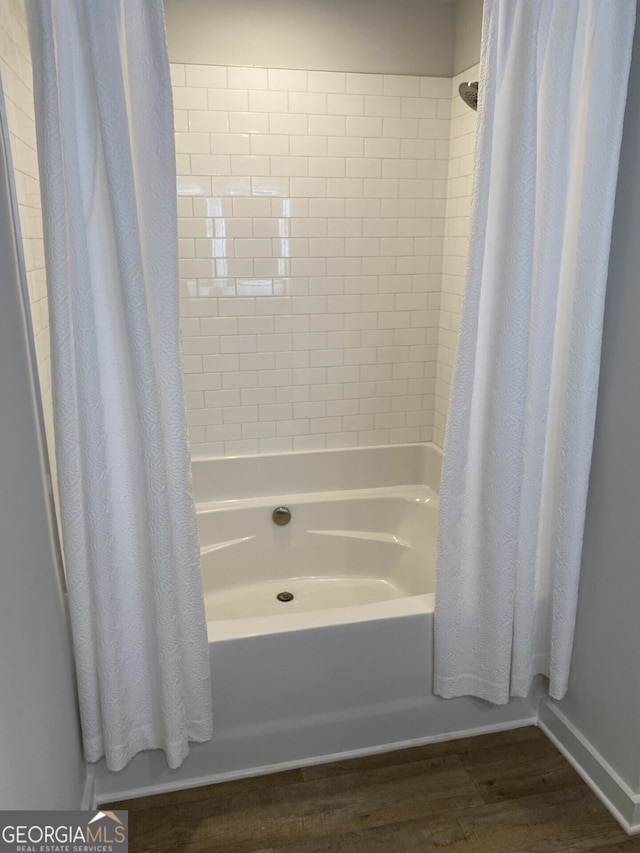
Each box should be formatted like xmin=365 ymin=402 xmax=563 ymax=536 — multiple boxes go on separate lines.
xmin=28 ymin=0 xmax=213 ymax=770
xmin=435 ymin=0 xmax=635 ymax=705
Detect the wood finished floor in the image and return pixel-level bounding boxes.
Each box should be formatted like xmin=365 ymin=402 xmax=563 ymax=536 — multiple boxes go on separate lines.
xmin=107 ymin=727 xmax=640 ymax=852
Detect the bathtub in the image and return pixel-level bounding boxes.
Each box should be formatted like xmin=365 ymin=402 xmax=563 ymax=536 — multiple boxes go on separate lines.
xmin=92 ymin=442 xmax=540 ymax=804
xmin=197 ymin=447 xmax=437 ymax=629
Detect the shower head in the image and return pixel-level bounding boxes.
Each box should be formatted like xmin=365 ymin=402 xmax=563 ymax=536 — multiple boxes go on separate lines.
xmin=458 ymin=81 xmax=478 ymax=111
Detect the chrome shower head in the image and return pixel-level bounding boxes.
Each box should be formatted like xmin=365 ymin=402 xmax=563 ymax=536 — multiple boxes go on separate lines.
xmin=458 ymin=81 xmax=478 ymax=111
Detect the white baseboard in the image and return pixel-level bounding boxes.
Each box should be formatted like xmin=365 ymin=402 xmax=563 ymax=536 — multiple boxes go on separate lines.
xmin=94 ymin=716 xmax=536 ymax=806
xmin=538 ymin=700 xmax=640 ymax=835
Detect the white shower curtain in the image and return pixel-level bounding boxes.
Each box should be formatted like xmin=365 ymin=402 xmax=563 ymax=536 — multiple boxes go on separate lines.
xmin=27 ymin=0 xmax=213 ymax=770
xmin=434 ymin=0 xmax=635 ymax=705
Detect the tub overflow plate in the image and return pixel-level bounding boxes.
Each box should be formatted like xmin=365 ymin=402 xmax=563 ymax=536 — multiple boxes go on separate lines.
xmin=277 ymin=591 xmax=294 ymax=603
xmin=272 ymin=506 xmax=292 ymax=526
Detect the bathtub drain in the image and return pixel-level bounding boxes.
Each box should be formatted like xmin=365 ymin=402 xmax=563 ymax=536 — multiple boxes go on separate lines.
xmin=277 ymin=591 xmax=294 ymax=602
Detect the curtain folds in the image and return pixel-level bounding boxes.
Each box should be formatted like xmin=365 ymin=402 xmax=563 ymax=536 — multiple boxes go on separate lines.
xmin=28 ymin=0 xmax=213 ymax=770
xmin=434 ymin=0 xmax=636 ymax=705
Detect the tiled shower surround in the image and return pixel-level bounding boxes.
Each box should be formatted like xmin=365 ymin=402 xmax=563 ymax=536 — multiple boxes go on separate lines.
xmin=172 ymin=63 xmax=478 ymax=457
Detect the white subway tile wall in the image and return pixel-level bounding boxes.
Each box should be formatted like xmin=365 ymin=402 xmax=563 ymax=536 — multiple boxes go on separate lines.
xmin=173 ymin=63 xmax=475 ymax=457
xmin=433 ymin=66 xmax=479 ymax=447
xmin=0 ymin=1 xmax=56 ymax=484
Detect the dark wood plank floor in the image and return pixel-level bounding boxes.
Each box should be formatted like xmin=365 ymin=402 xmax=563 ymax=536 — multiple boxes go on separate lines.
xmin=107 ymin=727 xmax=640 ymax=852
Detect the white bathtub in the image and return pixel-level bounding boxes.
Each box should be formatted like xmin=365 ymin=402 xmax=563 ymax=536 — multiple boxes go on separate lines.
xmin=195 ymin=442 xmax=439 ymax=638
xmin=92 ymin=442 xmax=540 ymax=804
xmin=199 ymin=487 xmax=436 ymax=637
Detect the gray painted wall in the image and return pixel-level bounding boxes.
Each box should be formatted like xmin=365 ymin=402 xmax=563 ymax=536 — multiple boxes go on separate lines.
xmin=164 ymin=0 xmax=456 ymax=77
xmin=552 ymin=20 xmax=640 ymax=792
xmin=453 ymin=0 xmax=483 ymax=75
xmin=0 ymin=123 xmax=86 ymax=808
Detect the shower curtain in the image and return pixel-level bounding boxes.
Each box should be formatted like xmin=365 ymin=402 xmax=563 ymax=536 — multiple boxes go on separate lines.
xmin=27 ymin=0 xmax=213 ymax=770
xmin=434 ymin=0 xmax=635 ymax=705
